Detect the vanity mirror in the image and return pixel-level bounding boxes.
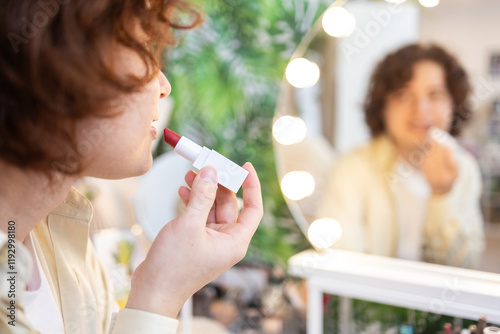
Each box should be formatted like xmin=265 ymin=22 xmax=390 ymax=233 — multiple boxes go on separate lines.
xmin=274 ymin=0 xmax=500 ymax=273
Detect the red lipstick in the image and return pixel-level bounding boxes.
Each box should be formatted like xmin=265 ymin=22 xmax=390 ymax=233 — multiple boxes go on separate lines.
xmin=164 ymin=128 xmax=181 ymax=147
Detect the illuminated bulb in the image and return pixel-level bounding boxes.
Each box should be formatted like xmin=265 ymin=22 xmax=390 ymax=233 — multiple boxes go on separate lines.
xmin=385 ymin=0 xmax=407 ymax=4
xmin=272 ymin=116 xmax=307 ymax=145
xmin=281 ymin=171 xmax=315 ymax=201
xmin=322 ymin=7 xmax=356 ymax=38
xmin=285 ymin=58 xmax=320 ymax=88
xmin=419 ymin=0 xmax=439 ymax=7
xmin=308 ymin=218 xmax=342 ymax=249
xmin=130 ymin=224 xmax=143 ymax=236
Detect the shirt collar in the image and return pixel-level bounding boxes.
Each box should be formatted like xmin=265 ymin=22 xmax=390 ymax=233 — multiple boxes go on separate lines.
xmin=49 ymin=186 xmax=93 ymax=225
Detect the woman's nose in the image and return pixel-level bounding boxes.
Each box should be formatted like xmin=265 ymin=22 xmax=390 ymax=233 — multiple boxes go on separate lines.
xmin=158 ymin=71 xmax=171 ymax=99
xmin=413 ymin=97 xmax=431 ymax=119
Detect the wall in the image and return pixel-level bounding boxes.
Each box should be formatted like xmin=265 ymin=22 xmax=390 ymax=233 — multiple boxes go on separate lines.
xmin=334 ymin=1 xmax=419 ymax=153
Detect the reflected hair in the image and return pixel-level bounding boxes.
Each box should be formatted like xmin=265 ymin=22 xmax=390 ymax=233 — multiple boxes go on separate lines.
xmin=363 ymin=43 xmax=471 ymax=138
xmin=0 ymin=0 xmax=203 ymax=175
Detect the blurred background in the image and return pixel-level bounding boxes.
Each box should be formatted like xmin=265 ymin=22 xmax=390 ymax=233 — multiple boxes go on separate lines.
xmin=78 ymin=0 xmax=500 ymax=333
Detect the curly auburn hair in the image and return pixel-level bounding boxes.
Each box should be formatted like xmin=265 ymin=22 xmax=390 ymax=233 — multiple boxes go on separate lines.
xmin=363 ymin=44 xmax=471 ymax=138
xmin=0 ymin=0 xmax=203 ymax=175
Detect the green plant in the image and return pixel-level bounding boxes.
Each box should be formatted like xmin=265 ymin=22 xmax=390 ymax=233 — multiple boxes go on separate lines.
xmin=324 ymin=296 xmax=477 ymax=334
xmin=155 ymin=0 xmax=332 ymax=267
xmin=113 ymin=240 xmax=134 ymax=276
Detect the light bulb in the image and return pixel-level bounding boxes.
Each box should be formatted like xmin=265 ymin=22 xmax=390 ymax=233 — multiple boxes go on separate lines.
xmin=130 ymin=224 xmax=143 ymax=236
xmin=272 ymin=116 xmax=307 ymax=145
xmin=419 ymin=0 xmax=439 ymax=8
xmin=322 ymin=7 xmax=356 ymax=38
xmin=285 ymin=58 xmax=320 ymax=88
xmin=308 ymin=218 xmax=342 ymax=249
xmin=280 ymin=171 xmax=315 ymax=201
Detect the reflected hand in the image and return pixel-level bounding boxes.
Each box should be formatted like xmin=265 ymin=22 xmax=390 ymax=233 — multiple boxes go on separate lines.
xmin=125 ymin=163 xmax=263 ymax=318
xmin=422 ymin=141 xmax=458 ymax=195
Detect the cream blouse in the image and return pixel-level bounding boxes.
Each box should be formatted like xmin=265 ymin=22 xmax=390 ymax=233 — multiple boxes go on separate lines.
xmin=316 ymin=135 xmax=485 ymax=268
xmin=0 ymin=187 xmax=178 ymax=333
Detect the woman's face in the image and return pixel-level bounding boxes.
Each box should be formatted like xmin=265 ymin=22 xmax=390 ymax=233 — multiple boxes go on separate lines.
xmin=77 ymin=46 xmax=171 ymax=179
xmin=383 ymin=60 xmax=453 ymax=151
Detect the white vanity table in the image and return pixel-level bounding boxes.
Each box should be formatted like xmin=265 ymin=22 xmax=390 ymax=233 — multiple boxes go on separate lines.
xmin=288 ymin=249 xmax=500 ymax=334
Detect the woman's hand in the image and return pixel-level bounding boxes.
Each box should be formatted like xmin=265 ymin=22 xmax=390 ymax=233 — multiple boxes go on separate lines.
xmin=422 ymin=141 xmax=458 ymax=195
xmin=125 ymin=163 xmax=263 ymax=319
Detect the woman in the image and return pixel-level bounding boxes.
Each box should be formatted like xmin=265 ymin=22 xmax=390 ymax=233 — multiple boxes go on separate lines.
xmin=0 ymin=0 xmax=263 ymax=333
xmin=316 ymin=44 xmax=484 ymax=268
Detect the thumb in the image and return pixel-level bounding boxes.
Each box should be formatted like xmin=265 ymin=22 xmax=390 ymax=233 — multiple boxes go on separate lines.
xmin=181 ymin=166 xmax=218 ymax=226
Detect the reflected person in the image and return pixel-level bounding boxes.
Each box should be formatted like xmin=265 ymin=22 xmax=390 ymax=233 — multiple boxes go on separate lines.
xmin=316 ymin=44 xmax=484 ymax=268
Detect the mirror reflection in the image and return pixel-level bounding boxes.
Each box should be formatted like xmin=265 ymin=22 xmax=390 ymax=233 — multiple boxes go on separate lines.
xmin=274 ymin=0 xmax=500 ymax=273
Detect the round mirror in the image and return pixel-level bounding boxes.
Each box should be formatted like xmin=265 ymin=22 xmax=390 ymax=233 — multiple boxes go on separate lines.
xmin=274 ymin=0 xmax=500 ymax=273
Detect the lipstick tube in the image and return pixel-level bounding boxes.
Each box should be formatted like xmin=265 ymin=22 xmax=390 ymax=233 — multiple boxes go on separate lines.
xmin=164 ymin=128 xmax=249 ymax=193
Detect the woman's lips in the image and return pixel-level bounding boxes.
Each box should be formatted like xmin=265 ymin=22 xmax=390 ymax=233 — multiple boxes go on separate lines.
xmin=409 ymin=123 xmax=432 ymax=132
xmin=151 ymin=125 xmax=158 ymax=139
xmin=151 ymin=113 xmax=160 ymax=139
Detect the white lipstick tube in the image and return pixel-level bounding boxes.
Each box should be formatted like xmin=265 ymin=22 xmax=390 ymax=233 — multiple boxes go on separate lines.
xmin=174 ymin=136 xmax=249 ymax=193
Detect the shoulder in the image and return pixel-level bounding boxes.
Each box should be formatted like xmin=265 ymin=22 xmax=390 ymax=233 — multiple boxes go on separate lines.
xmin=333 ymin=136 xmax=395 ymax=175
xmin=324 ymin=138 xmax=391 ymax=193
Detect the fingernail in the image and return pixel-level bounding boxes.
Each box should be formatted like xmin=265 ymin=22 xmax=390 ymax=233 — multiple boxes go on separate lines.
xmin=200 ymin=167 xmax=218 ymax=184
